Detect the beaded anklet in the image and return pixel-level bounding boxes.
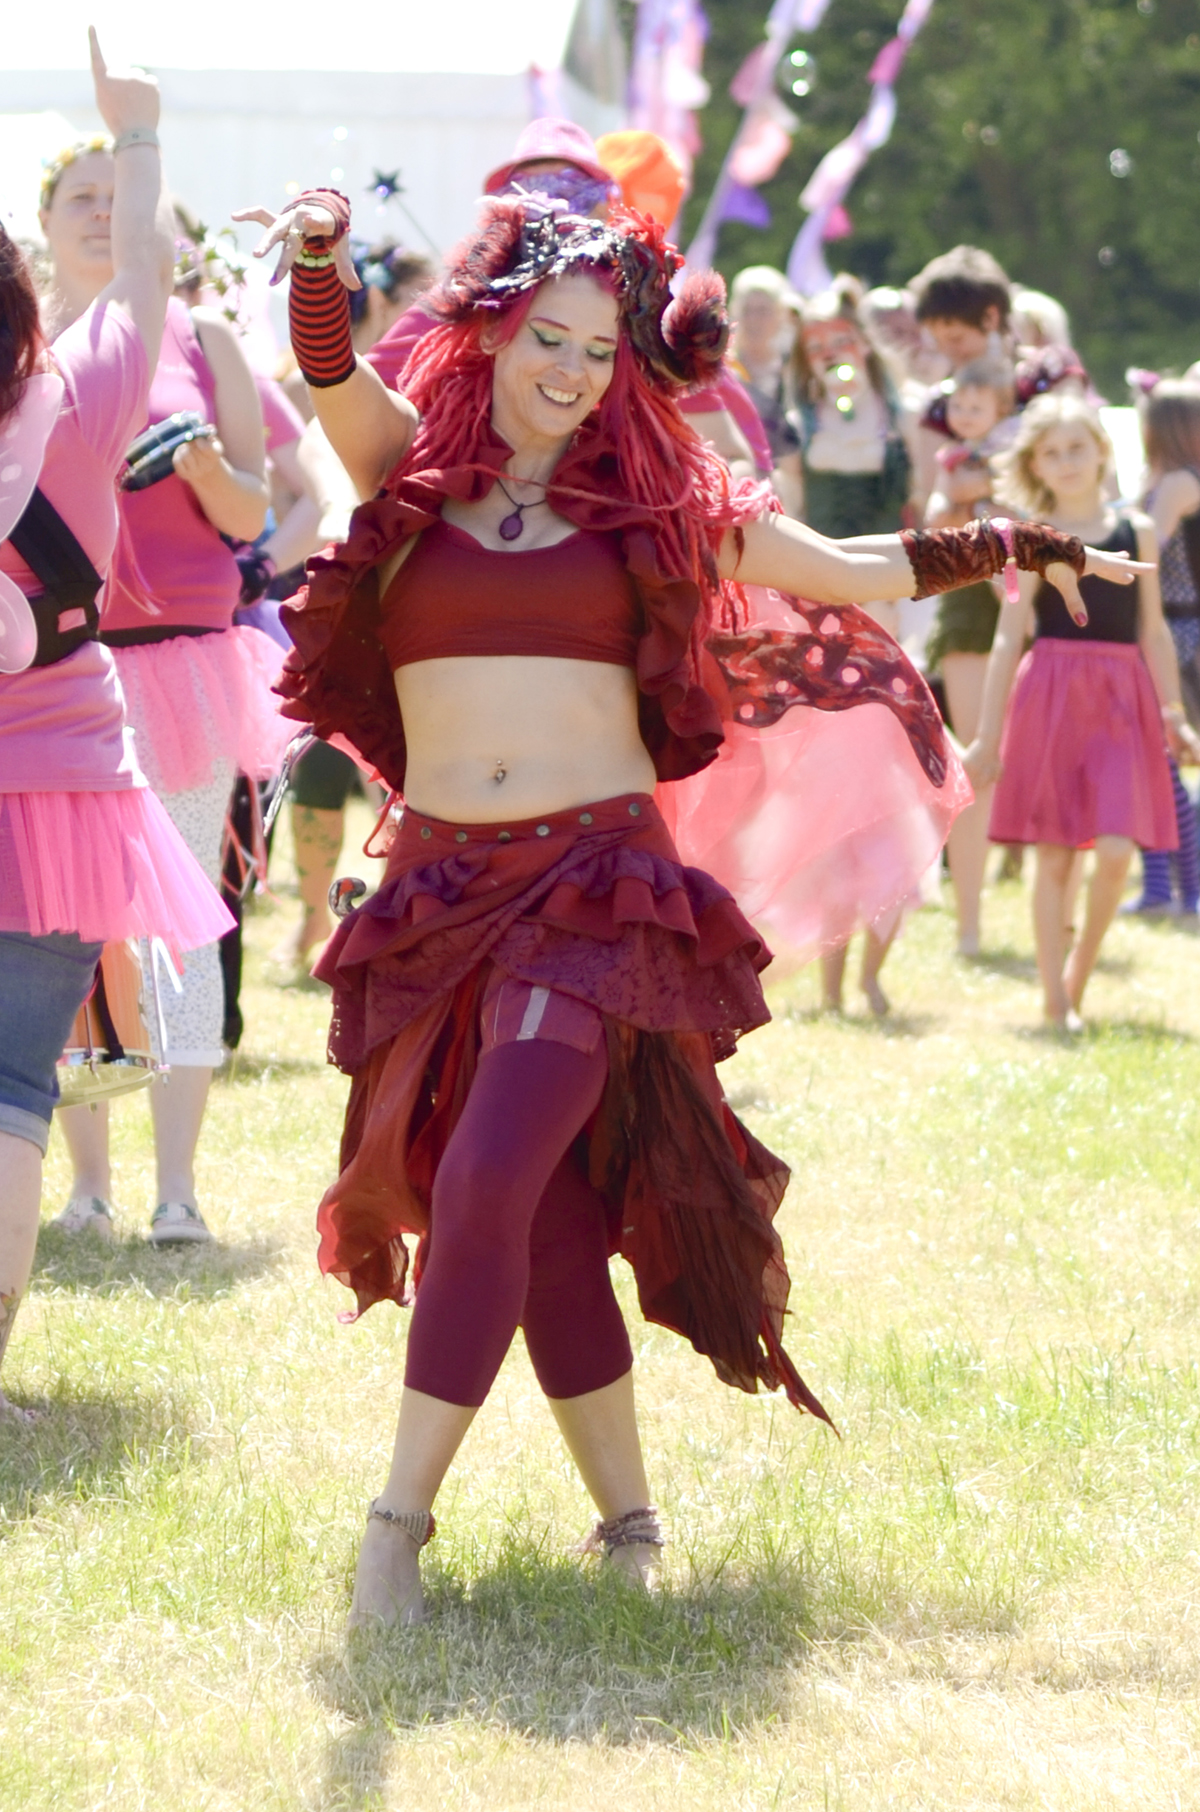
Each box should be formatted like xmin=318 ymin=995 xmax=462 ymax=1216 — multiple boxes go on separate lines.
xmin=581 ymin=1507 xmax=664 ymax=1556
xmin=366 ymin=1501 xmax=437 ymax=1547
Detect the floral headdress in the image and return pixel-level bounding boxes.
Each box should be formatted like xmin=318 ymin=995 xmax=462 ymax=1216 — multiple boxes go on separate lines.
xmin=39 ymin=137 xmax=113 ymax=212
xmin=427 ymin=198 xmax=728 ymax=394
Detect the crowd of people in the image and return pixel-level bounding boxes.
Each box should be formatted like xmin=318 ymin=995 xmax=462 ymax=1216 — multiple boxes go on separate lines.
xmin=0 ymin=35 xmax=1191 ymax=1634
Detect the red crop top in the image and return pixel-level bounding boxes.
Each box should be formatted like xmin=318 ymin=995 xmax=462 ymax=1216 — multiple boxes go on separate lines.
xmin=378 ymin=518 xmax=641 ymax=671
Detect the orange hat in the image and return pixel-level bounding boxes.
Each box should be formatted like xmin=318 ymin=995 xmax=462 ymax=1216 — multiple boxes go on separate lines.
xmin=594 ymin=130 xmax=687 ymax=229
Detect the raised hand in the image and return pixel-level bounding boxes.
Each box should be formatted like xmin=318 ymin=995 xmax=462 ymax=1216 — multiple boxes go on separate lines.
xmin=89 ymin=26 xmax=160 ymax=139
xmin=232 ymin=203 xmax=361 ymax=291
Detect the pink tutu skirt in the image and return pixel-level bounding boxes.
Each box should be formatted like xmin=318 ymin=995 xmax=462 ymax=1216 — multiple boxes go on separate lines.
xmin=660 ymin=703 xmax=971 ymax=960
xmin=112 ymin=625 xmax=291 ymax=797
xmin=0 ymin=786 xmax=235 ymax=947
xmin=989 ymin=640 xmax=1176 ymax=849
xmin=657 ymin=581 xmax=971 ymax=959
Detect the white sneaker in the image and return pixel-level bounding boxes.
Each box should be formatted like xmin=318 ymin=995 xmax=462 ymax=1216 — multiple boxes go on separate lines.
xmin=51 ymin=1196 xmax=115 ymax=1239
xmin=148 ymin=1201 xmax=214 ymax=1246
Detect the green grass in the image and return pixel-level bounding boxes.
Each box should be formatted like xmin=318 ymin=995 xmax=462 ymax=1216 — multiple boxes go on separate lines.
xmin=3 ymin=817 xmax=1200 ymax=1810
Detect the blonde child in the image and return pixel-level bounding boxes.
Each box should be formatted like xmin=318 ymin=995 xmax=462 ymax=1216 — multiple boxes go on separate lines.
xmin=965 ymin=395 xmax=1183 ymax=1028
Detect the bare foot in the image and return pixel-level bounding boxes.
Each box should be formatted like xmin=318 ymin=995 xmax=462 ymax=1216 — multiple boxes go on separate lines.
xmin=347 ymin=1518 xmax=428 ymax=1631
xmin=861 ymin=975 xmax=890 ymax=1018
xmin=1042 ymin=1009 xmax=1084 ymax=1036
xmin=606 ymin=1541 xmax=662 ymax=1590
xmin=820 ymin=995 xmax=843 ymax=1015
xmin=956 ymin=933 xmax=980 ymax=958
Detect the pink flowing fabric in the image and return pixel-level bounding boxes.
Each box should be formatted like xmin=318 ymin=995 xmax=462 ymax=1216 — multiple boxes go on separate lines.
xmin=0 ymin=786 xmax=234 ymax=946
xmin=660 ymin=587 xmax=972 ymax=958
xmin=111 ymin=624 xmax=291 ymax=795
xmin=989 ymin=641 xmax=1175 ymax=849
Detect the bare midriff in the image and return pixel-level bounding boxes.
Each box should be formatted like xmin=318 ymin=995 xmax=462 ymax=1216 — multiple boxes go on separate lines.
xmin=393 ymin=655 xmax=657 ymax=824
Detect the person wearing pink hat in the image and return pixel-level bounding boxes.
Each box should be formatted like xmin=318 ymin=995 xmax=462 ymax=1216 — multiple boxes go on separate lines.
xmin=364 ymin=121 xmax=615 ymax=396
xmin=483 ymin=118 xmax=616 ymax=214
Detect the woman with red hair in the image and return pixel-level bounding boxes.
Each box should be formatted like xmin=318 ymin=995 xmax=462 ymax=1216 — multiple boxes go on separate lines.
xmin=239 ymin=187 xmax=1142 ymax=1627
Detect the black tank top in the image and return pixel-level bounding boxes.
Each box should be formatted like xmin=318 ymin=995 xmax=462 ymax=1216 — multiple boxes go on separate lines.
xmin=1033 ymin=514 xmax=1139 ymax=644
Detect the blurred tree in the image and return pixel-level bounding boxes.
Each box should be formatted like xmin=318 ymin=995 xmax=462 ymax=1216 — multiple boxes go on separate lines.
xmin=679 ymin=0 xmax=1200 ymax=392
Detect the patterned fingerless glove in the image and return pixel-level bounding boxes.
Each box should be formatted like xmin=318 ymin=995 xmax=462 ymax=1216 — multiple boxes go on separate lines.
xmin=287 ymin=189 xmax=356 ymax=389
xmin=900 ymin=518 xmax=1086 ymax=599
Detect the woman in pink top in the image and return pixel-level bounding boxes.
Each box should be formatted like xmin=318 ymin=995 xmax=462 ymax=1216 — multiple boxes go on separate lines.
xmin=0 ymin=35 xmax=233 ymax=1423
xmin=41 ymin=156 xmax=285 ymax=1247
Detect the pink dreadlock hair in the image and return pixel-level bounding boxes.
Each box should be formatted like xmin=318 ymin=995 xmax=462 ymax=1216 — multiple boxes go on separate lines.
xmin=383 ymin=199 xmax=773 ymax=630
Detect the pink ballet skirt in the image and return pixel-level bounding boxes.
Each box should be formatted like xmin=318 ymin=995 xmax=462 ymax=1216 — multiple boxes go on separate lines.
xmin=0 ymin=785 xmax=235 ymax=947
xmin=989 ymin=640 xmax=1176 ymax=849
xmin=111 ymin=624 xmax=292 ymax=797
xmin=658 ymin=587 xmax=973 ymax=958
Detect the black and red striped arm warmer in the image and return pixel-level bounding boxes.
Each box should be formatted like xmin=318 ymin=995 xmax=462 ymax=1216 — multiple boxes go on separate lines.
xmin=287 ymin=189 xmax=356 ymax=389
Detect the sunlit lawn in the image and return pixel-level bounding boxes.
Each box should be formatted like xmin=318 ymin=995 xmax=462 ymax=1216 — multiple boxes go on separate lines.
xmin=3 ymin=807 xmax=1199 ymax=1811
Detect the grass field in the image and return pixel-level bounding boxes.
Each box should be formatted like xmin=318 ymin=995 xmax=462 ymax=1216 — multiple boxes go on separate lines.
xmin=3 ymin=808 xmax=1199 ymax=1811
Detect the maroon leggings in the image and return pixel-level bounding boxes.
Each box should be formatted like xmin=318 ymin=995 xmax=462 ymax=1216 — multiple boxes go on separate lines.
xmin=403 ymin=1038 xmax=633 ymax=1407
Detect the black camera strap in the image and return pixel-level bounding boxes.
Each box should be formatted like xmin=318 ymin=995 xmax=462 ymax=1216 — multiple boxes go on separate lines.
xmin=7 ymin=487 xmax=103 ymax=667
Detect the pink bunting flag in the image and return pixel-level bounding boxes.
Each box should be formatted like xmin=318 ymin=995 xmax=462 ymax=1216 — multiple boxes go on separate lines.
xmin=788 ymin=0 xmax=934 ymax=293
xmin=686 ymin=0 xmax=818 ymax=271
xmin=730 ymin=97 xmax=798 ymax=187
xmin=628 ymin=0 xmax=712 ymax=179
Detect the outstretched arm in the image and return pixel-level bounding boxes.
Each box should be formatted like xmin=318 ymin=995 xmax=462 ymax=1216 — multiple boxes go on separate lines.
xmin=718 ymin=511 xmax=1152 ymax=622
xmin=718 ymin=512 xmax=919 ymax=603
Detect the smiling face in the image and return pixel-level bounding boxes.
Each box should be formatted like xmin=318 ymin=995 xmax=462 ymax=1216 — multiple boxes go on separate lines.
xmin=1028 ymin=419 xmax=1106 ymax=507
xmin=488 ymin=272 xmax=620 ymax=456
xmin=40 ymin=151 xmax=116 ymax=295
xmin=946 ymin=382 xmax=1003 ymax=443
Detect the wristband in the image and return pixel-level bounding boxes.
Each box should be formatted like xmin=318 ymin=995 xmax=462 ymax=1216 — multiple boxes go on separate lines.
xmin=292 ymin=188 xmax=351 ymax=244
xmin=285 ymin=189 xmax=355 ymax=387
xmin=113 ymin=128 xmax=160 ymax=153
xmin=289 ymin=254 xmax=356 ymax=388
xmin=990 ymin=516 xmax=1021 ymax=604
xmin=900 ymin=520 xmax=1087 ymax=600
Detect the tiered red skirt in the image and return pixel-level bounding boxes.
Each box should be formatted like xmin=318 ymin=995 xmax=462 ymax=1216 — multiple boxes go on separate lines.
xmin=314 ymin=790 xmax=832 ymax=1425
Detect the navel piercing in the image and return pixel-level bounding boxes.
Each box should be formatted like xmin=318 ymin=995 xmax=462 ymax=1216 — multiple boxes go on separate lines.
xmin=493 ymin=758 xmax=507 ymax=784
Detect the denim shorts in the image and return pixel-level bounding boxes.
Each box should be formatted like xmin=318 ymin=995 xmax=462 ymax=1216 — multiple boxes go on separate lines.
xmin=0 ymin=931 xmax=104 ymax=1152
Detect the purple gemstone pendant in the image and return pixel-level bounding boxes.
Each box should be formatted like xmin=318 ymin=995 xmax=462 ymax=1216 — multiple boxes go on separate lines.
xmin=498 ymin=509 xmax=524 ymax=542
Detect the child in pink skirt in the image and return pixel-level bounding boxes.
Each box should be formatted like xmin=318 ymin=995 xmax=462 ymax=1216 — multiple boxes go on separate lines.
xmin=964 ymin=394 xmax=1184 ymax=1028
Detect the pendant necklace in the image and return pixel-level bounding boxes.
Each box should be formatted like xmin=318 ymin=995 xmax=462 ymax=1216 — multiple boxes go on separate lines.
xmin=495 ymin=475 xmax=548 ymax=542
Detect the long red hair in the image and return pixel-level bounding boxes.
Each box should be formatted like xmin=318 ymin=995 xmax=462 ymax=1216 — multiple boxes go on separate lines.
xmin=0 ymin=227 xmax=44 ymax=429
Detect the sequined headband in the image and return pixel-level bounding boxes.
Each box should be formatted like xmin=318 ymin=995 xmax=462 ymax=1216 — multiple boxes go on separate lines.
xmin=431 ymin=198 xmax=729 ymax=393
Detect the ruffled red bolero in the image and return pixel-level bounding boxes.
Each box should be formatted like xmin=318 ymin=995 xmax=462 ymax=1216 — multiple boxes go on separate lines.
xmin=277 ymin=419 xmax=951 ymax=792
xmin=276 ymin=421 xmax=765 ymax=790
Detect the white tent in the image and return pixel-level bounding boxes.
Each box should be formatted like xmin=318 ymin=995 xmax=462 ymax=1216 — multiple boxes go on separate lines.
xmin=0 ymin=1 xmax=626 ymax=261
